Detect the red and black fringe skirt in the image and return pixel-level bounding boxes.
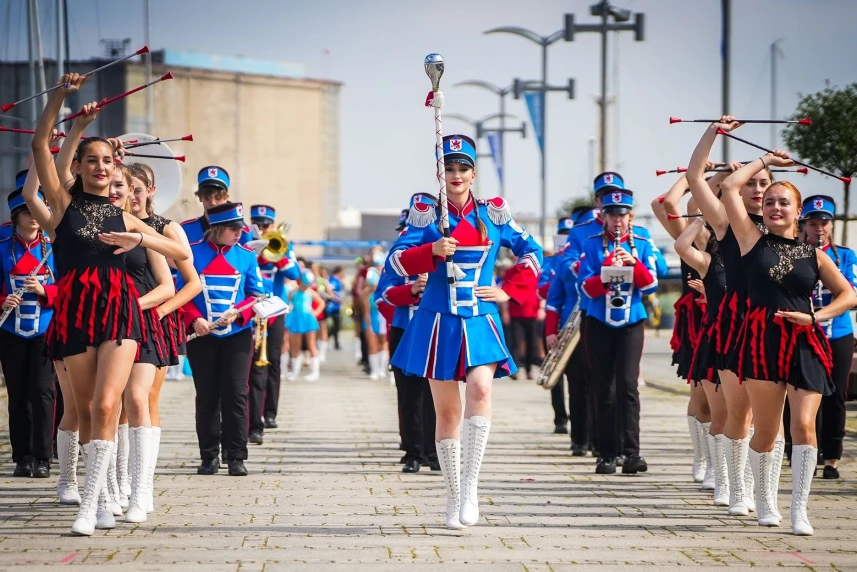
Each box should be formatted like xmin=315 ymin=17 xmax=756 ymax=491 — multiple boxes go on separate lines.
xmin=670 ymin=292 xmax=704 ymax=380
xmin=45 ymin=266 xmax=143 ymax=360
xmin=736 ymin=306 xmax=834 ymax=395
xmin=160 ymin=307 xmax=187 ymax=366
xmin=714 ymin=291 xmax=746 ymax=374
xmin=688 ymin=315 xmax=720 ymax=385
xmin=136 ymin=307 xmax=169 ymax=367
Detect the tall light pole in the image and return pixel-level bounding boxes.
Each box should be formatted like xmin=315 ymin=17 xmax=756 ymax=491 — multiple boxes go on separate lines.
xmin=454 ymin=81 xmax=515 ymax=199
xmin=484 ymin=27 xmax=571 ymax=242
xmin=445 ymin=112 xmax=526 ymax=198
xmin=564 ymin=1 xmax=645 ymax=172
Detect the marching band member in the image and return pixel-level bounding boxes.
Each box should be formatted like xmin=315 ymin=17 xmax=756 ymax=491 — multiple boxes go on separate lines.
xmin=386 ymin=134 xmax=542 ymax=528
xmin=178 ymin=202 xmax=265 ymax=477
xmin=285 ymin=270 xmax=326 ymax=381
xmin=687 ymin=124 xmax=771 ymax=517
xmin=247 ymin=204 xmax=299 ymax=440
xmin=505 ymin=253 xmax=541 ymax=380
xmin=32 ymin=78 xmax=189 ymax=536
xmin=0 ymin=180 xmax=57 ymax=479
xmin=327 ymin=266 xmax=345 ymax=351
xmin=377 ymin=194 xmax=438 ymax=473
xmin=578 ymin=189 xmax=658 ymax=475
xmin=541 ymin=216 xmax=572 ymax=434
xmin=714 ymin=126 xmax=856 ymax=534
xmin=181 ymin=166 xmax=252 ymax=245
xmin=800 ymin=195 xmax=857 ymax=480
xmin=363 ymin=253 xmax=389 ymax=380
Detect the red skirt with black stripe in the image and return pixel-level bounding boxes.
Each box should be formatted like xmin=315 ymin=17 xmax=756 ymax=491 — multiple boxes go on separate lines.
xmin=671 ymin=292 xmax=704 ymax=380
xmin=160 ymin=307 xmax=187 ymax=366
xmin=713 ymin=291 xmax=746 ymax=374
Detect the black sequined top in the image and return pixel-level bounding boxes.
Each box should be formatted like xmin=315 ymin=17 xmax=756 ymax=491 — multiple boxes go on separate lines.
xmin=719 ymin=213 xmax=765 ymax=300
xmin=142 ymin=214 xmax=171 ymax=236
xmin=54 ymin=192 xmax=128 ymax=276
xmin=743 ymin=233 xmax=817 ymax=313
xmin=702 ymin=237 xmax=727 ymax=321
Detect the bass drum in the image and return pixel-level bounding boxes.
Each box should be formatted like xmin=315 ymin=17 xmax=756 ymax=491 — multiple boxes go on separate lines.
xmin=118 ymin=133 xmax=182 ymax=214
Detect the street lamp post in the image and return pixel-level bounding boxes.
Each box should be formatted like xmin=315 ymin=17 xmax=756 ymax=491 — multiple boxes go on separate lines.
xmin=484 ymin=27 xmax=572 ymax=243
xmin=445 ymin=112 xmax=526 ymax=198
xmin=564 ymin=1 xmax=645 ymax=173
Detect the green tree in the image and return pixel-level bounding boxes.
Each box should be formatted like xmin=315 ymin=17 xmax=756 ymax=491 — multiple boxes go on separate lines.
xmin=782 ymin=83 xmax=857 ymax=243
xmin=555 ymin=195 xmax=595 ymax=219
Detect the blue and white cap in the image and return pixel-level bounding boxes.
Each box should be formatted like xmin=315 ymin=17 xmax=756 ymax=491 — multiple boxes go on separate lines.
xmin=15 ymin=169 xmax=28 ymax=192
xmin=197 ymin=165 xmax=230 ymax=193
xmin=7 ymin=188 xmax=44 ymax=216
xmin=571 ymin=205 xmax=597 ymax=224
xmin=441 ymin=134 xmax=476 ymax=168
xmin=801 ymin=195 xmax=835 ymax=221
xmin=410 ymin=192 xmax=437 ymax=209
xmin=300 ymin=269 xmax=315 ymax=287
xmin=250 ymin=204 xmax=275 ymax=223
xmin=556 ymin=217 xmax=573 ymax=234
xmin=594 ymin=171 xmax=625 ymax=196
xmin=600 ymin=190 xmax=634 ymax=215
xmin=207 ymin=201 xmax=245 ymax=228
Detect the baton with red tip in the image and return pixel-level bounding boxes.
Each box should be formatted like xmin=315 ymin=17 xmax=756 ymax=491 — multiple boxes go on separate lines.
xmin=57 ymin=72 xmax=173 ymax=125
xmin=124 ymin=135 xmax=193 ymax=149
xmin=123 ymin=152 xmax=186 ymax=162
xmin=670 ymin=116 xmax=811 ymax=125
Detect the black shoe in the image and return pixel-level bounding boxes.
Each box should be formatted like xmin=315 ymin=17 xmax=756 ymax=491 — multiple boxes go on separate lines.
xmin=32 ymin=459 xmax=50 ymax=478
xmin=554 ymin=423 xmax=569 ymax=434
xmin=570 ymin=443 xmax=586 ymax=457
xmin=13 ymin=459 xmax=33 ymax=477
xmin=228 ymin=459 xmax=248 ymax=476
xmin=197 ymin=458 xmax=220 ymax=475
xmin=823 ymin=465 xmax=840 ymax=479
xmin=429 ymin=458 xmax=441 ymax=471
xmin=402 ymin=459 xmax=421 ymax=473
xmin=595 ymin=458 xmax=616 ymax=474
xmin=615 ymin=454 xmax=626 ymax=467
xmin=249 ymin=431 xmax=264 ymax=445
xmin=264 ymin=416 xmax=278 ymax=429
xmin=622 ymin=455 xmax=648 ymax=474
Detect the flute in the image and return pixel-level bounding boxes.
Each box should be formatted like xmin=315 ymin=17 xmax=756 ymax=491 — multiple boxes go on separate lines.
xmin=0 ymin=248 xmax=52 ymax=328
xmin=186 ymin=294 xmax=269 ymax=341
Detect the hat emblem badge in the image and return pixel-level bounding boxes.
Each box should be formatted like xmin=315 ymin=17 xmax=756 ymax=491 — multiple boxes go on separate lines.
xmin=208 ymin=168 xmax=218 ymax=178
xmin=612 ymin=193 xmax=622 ymax=204
xmin=449 ymin=139 xmax=463 ymax=151
xmin=236 ymin=205 xmax=243 ymax=216
xmin=604 ymin=174 xmax=613 ymax=184
xmin=259 ymin=206 xmax=267 ymax=215
xmin=814 ymin=199 xmax=824 ymax=209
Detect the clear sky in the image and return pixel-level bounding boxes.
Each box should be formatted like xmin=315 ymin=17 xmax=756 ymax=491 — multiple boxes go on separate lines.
xmin=3 ymin=0 xmax=856 ymax=236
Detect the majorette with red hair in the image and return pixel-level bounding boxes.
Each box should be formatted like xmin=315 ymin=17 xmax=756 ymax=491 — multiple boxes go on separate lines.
xmin=385 ymin=134 xmax=542 ymax=529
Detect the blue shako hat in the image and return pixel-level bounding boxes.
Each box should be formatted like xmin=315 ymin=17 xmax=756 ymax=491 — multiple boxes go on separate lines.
xmin=594 ymin=171 xmax=625 ymax=196
xmin=600 ymin=190 xmax=634 ymax=215
xmin=801 ymin=195 xmax=835 ymax=221
xmin=207 ymin=201 xmax=245 ymax=228
xmin=15 ymin=169 xmax=28 ymax=192
xmin=571 ymin=204 xmax=597 ymax=224
xmin=400 ymin=193 xmax=437 ymax=230
xmin=250 ymin=204 xmax=275 ymax=223
xmin=300 ymin=269 xmax=315 ymax=287
xmin=197 ymin=165 xmax=230 ymax=193
xmin=441 ymin=134 xmax=476 ymax=168
xmin=556 ymin=217 xmax=573 ymax=234
xmin=7 ymin=188 xmax=44 ymax=216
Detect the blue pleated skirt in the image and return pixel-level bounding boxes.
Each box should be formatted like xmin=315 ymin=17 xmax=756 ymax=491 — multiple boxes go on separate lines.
xmin=391 ymin=308 xmax=516 ymax=381
xmin=286 ymin=310 xmax=319 ymax=334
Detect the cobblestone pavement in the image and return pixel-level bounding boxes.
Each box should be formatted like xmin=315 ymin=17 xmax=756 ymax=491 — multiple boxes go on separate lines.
xmin=0 ymin=332 xmax=855 ymax=570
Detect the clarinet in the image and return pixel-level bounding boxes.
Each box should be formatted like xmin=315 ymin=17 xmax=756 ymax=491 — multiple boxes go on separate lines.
xmin=609 ymin=229 xmax=625 ymax=308
xmin=813 ymin=232 xmax=825 ymax=312
xmin=187 ymin=294 xmax=269 ymax=341
xmin=0 ymin=248 xmax=52 ymax=328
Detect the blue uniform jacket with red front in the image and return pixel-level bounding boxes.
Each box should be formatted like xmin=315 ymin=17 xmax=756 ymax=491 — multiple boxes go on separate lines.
xmin=375 ymin=267 xmax=422 ymax=331
xmin=180 ymin=216 xmax=252 ymax=246
xmin=385 ymin=196 xmax=542 ymax=381
xmin=0 ymin=235 xmax=57 ymax=338
xmin=177 ymin=239 xmax=265 ymax=338
xmin=817 ymin=244 xmax=857 ymax=340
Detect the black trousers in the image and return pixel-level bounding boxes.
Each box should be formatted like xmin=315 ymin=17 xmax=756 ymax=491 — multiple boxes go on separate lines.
xmin=390 ymin=327 xmax=437 ymax=462
xmin=328 ymin=309 xmax=342 ymax=349
xmin=263 ymin=315 xmax=285 ymax=419
xmin=820 ymin=334 xmax=853 ymax=460
xmin=0 ymin=331 xmax=56 ymax=462
xmin=585 ymin=317 xmax=644 ymax=459
xmin=510 ymin=317 xmax=540 ymax=374
xmin=187 ymin=328 xmax=253 ymax=462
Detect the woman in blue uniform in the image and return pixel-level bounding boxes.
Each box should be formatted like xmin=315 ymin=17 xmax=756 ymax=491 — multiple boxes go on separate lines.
xmin=0 ymin=186 xmax=57 ymax=480
xmin=386 ymin=134 xmax=542 ymax=529
xmin=363 ymin=258 xmax=389 ymax=380
xmin=285 ymin=270 xmax=326 ymax=381
xmin=579 ymin=190 xmax=659 ymax=475
xmin=800 ymin=195 xmax=857 ymax=480
xmin=177 ymin=202 xmax=265 ymax=477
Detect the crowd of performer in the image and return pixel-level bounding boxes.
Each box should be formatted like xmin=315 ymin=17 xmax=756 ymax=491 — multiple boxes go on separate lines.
xmin=2 ymin=71 xmax=855 ymax=540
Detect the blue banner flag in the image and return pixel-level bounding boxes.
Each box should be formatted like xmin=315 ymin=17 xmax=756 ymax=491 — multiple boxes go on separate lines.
xmin=485 ymin=132 xmax=503 ymax=185
xmin=524 ymin=91 xmax=544 ymax=153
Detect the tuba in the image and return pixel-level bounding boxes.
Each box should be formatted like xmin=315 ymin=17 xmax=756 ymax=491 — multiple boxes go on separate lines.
xmin=261 ymin=222 xmax=290 ymax=263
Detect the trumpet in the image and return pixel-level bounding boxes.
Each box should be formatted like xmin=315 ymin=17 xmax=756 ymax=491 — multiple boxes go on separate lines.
xmin=260 ymin=222 xmax=290 ymax=263
xmin=609 ymin=229 xmax=626 ymax=309
xmin=255 ymin=318 xmax=269 ymax=366
xmin=0 ymin=248 xmax=52 ymax=328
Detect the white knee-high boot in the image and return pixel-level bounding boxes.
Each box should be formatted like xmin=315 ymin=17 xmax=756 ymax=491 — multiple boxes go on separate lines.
xmin=125 ymin=427 xmax=152 ymax=523
xmin=71 ymin=440 xmax=113 ymax=536
xmin=713 ymin=434 xmax=730 ymax=506
xmin=725 ymin=436 xmax=749 ymax=516
xmin=743 ymin=428 xmax=756 ymax=512
xmin=699 ymin=422 xmax=715 ymax=490
xmin=57 ymin=429 xmax=81 ymax=505
xmin=688 ymin=416 xmax=706 ymax=483
xmin=460 ymin=416 xmax=490 ymax=526
xmin=304 ymin=357 xmax=320 ymax=381
xmin=105 ymin=436 xmax=124 ymax=516
xmin=147 ymin=426 xmax=161 ymax=514
xmin=749 ymin=447 xmax=780 ymax=526
xmin=435 ymin=439 xmax=465 ymax=529
xmin=287 ymin=355 xmax=303 ymax=381
xmin=791 ymin=444 xmax=816 ymax=536
xmin=770 ymin=435 xmax=784 ymax=521
xmin=117 ymin=423 xmax=131 ymax=499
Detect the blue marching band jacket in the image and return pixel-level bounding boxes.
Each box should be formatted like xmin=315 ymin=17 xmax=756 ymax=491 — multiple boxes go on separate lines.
xmin=257 ymin=244 xmax=300 ymax=299
xmin=817 ymin=243 xmax=857 ymax=340
xmin=0 ymin=235 xmax=57 ymax=338
xmin=385 ymin=194 xmax=543 ymax=381
xmin=376 ymin=268 xmax=421 ymax=331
